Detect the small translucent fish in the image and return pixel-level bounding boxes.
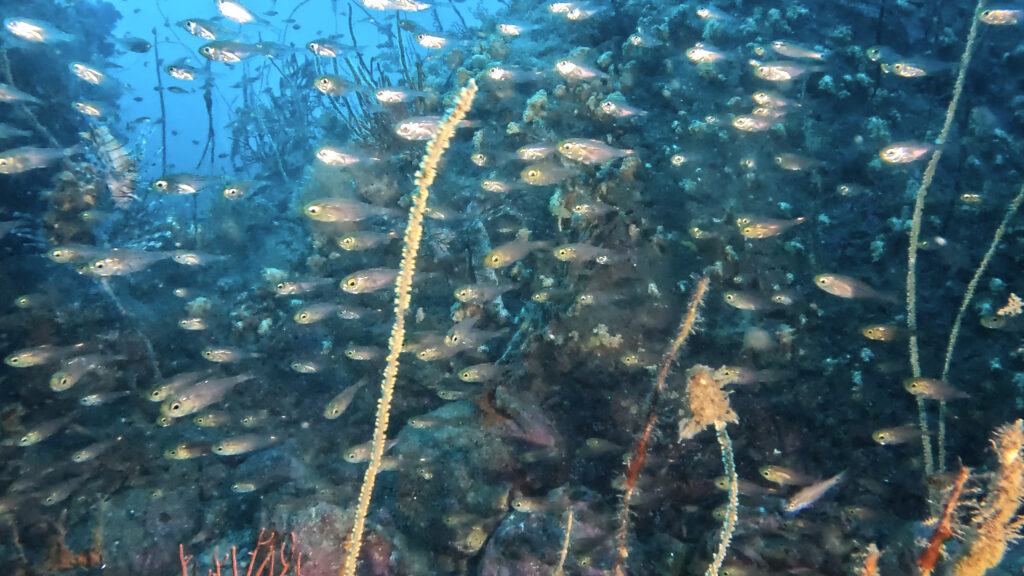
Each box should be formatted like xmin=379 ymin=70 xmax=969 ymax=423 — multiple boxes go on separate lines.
xmin=980 ymin=8 xmax=1023 ymax=25
xmin=888 ymin=59 xmax=950 ymax=78
xmin=599 ymin=97 xmax=647 ymax=119
xmin=784 ymin=471 xmax=844 ymax=514
xmin=0 ymin=145 xmax=80 ymax=174
xmin=554 ymin=59 xmax=608 ymax=81
xmin=415 ymin=33 xmax=447 ymax=49
xmin=239 ymin=411 xmax=269 ymax=428
xmin=307 ymin=37 xmax=345 ymax=57
xmin=13 ymin=292 xmax=50 ymax=309
xmin=752 ymin=91 xmax=797 ymax=110
xmin=374 ymin=87 xmax=429 ymax=103
xmin=879 ymin=141 xmax=936 ymax=164
xmin=166 ymin=61 xmax=199 ymax=81
xmin=739 ymin=216 xmax=806 ymax=239
xmin=497 ymin=23 xmax=528 ymax=36
xmin=274 ymin=278 xmax=333 ymax=295
xmin=164 ymin=442 xmax=208 ymax=459
xmin=865 ymin=45 xmax=900 ymax=63
xmin=732 ymin=115 xmax=775 ymax=132
xmin=222 ymin=179 xmax=268 ymax=200
xmin=394 ymin=116 xmax=444 ymax=140
xmin=200 ymin=41 xmax=275 ymax=63
xmin=316 ymin=146 xmax=376 ymax=166
xmin=696 ymin=5 xmax=733 ymax=20
xmin=552 ymin=243 xmax=617 ymax=264
xmin=18 ymin=414 xmax=75 ymax=446
xmin=212 ymin=434 xmax=278 ymax=456
xmin=770 ymin=290 xmax=799 ymax=306
xmin=217 ymin=0 xmax=258 ymax=24
xmin=341 ymin=267 xmax=399 ymax=294
xmin=294 ymin=303 xmax=340 ymax=324
xmin=80 ymin=391 xmax=130 ymax=406
xmin=770 ymin=40 xmax=825 ymax=60
xmin=627 ymin=27 xmax=663 ymax=47
xmin=520 ymin=162 xmax=577 ymax=186
xmin=557 ymin=138 xmax=634 ymax=165
xmin=722 ymin=291 xmax=767 ymax=311
xmin=445 ymin=316 xmax=505 ymax=348
xmin=759 ymin=465 xmax=816 ymax=486
xmin=484 ymin=65 xmax=543 ymax=83
xmin=148 ymin=370 xmax=212 ymax=402
xmin=72 ymin=100 xmax=107 ymax=117
xmin=686 ymin=43 xmax=726 ymax=64
xmin=484 ymin=236 xmax=551 ymax=268
xmin=458 ymin=363 xmax=507 ymax=383
xmin=752 ymin=60 xmax=823 ymax=82
xmin=5 ymin=343 xmax=86 ymax=368
xmin=179 ymin=18 xmax=233 ymax=41
xmin=813 ymin=274 xmax=897 ymax=303
xmin=86 ymin=249 xmax=172 ymax=277
xmin=172 ymin=251 xmax=224 ymax=266
xmin=836 ymin=183 xmax=869 ymax=197
xmin=861 ymin=324 xmax=908 ymax=342
xmin=69 ymin=62 xmax=108 ymax=85
xmin=344 ymin=344 xmax=385 ymax=361
xmin=303 ymin=197 xmax=398 ymax=222
xmin=903 ymin=377 xmax=969 ymax=401
xmin=193 ymin=411 xmax=231 ymax=428
xmin=50 ymin=354 xmax=121 ymax=391
xmin=46 ymin=244 xmax=103 ymax=263
xmin=290 ymin=359 xmax=324 ymax=374
xmin=872 ymin=425 xmax=921 ymax=445
xmin=4 ymin=17 xmax=74 ymax=43
xmin=41 ymin=478 xmax=83 ymax=506
xmin=232 ymin=481 xmax=260 ymax=493
xmin=454 ymin=282 xmax=515 ymax=305
xmin=0 ymin=83 xmax=42 ymax=105
xmin=161 ymin=373 xmax=254 ymax=418
xmin=324 ymin=379 xmax=367 ymax=419
xmin=201 ymin=347 xmax=261 ymax=363
xmin=338 ymin=230 xmax=398 ymax=251
xmin=774 ymin=153 xmax=820 ymax=171
xmin=980 ymin=315 xmax=1024 ymax=331
xmin=358 ymin=0 xmax=429 ymax=10
xmin=71 ymin=437 xmax=121 ymax=463
xmin=344 ymin=438 xmax=398 ymax=463
xmin=151 ymin=173 xmax=212 ymax=194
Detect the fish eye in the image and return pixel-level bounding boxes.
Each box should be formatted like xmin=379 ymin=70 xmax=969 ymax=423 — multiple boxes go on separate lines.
xmin=346 ymin=279 xmax=357 ymax=287
xmin=299 ymin=313 xmax=309 ymax=321
xmin=489 ymin=255 xmax=501 ymax=264
xmin=201 ymin=46 xmax=213 ymax=55
xmin=155 ymin=180 xmax=168 ymax=189
xmin=202 ymin=350 xmax=213 ymax=358
xmin=307 ymin=205 xmax=320 ymax=214
xmin=527 ymin=169 xmax=539 ymax=178
xmin=171 ymin=402 xmax=182 ymax=411
xmin=94 ymin=261 xmax=105 ymax=269
xmin=742 ymin=226 xmax=753 ymax=235
xmin=817 ymin=276 xmax=830 ymax=285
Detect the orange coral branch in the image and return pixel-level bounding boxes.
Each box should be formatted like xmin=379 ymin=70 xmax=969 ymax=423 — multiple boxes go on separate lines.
xmin=858 ymin=543 xmax=880 ymax=576
xmin=918 ymin=466 xmax=970 ymax=576
xmin=613 ymin=276 xmax=710 ymax=576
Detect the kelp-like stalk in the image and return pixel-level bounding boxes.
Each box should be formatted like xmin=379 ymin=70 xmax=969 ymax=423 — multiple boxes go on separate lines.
xmin=905 ymin=0 xmax=982 ymax=476
xmin=339 ymin=79 xmax=478 ymax=576
xmin=151 ymin=28 xmax=167 ymax=177
xmin=613 ymin=277 xmax=710 ymax=576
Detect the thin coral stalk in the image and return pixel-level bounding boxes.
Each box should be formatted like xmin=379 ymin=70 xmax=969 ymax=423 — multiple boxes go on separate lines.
xmin=340 ymin=79 xmax=478 ymax=576
xmin=613 ymin=276 xmax=710 ymax=576
xmin=905 ymin=0 xmax=984 ymax=476
xmin=706 ymin=425 xmax=738 ymax=576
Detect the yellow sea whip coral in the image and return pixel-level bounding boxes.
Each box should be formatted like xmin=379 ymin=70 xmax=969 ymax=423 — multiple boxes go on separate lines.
xmin=339 ymin=79 xmax=478 ymax=576
xmin=679 ymin=365 xmax=740 ymax=576
xmin=953 ymin=419 xmax=1024 ymax=576
xmin=905 ymin=0 xmax=983 ymax=476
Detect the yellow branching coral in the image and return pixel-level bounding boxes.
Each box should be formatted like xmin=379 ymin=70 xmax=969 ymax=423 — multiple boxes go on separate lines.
xmin=340 ymin=79 xmax=478 ymax=576
xmin=953 ymin=419 xmax=1024 ymax=576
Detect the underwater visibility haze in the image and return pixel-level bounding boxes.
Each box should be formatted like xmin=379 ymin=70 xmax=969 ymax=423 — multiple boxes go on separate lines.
xmin=2 ymin=0 xmax=1024 ymax=574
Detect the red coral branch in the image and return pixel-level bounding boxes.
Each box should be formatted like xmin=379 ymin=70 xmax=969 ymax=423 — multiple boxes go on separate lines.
xmin=918 ymin=466 xmax=970 ymax=576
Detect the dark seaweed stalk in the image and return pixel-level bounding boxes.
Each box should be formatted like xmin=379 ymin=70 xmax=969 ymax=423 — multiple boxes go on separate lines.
xmin=195 ymin=72 xmax=215 ymax=169
xmin=151 ymin=28 xmax=167 ymax=178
